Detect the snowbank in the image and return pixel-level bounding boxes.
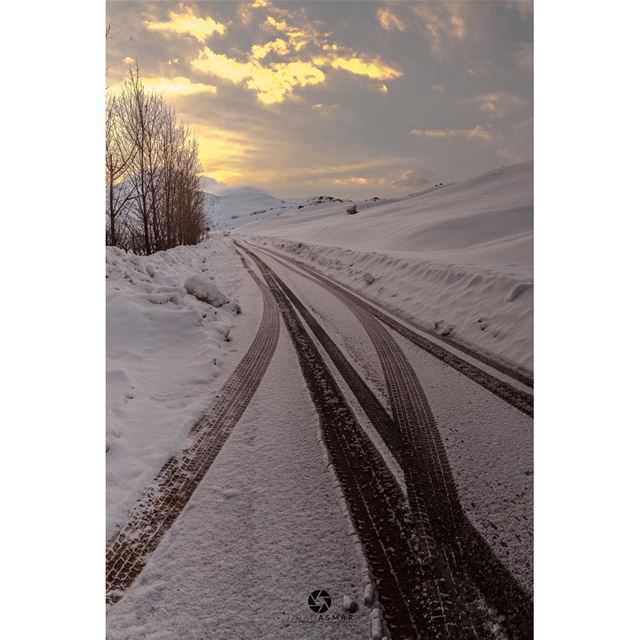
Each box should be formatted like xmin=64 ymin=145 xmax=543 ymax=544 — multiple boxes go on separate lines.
xmin=106 ymin=238 xmax=241 ymax=535
xmin=184 ymin=274 xmax=228 ymax=307
xmin=241 ymin=163 xmax=533 ymax=369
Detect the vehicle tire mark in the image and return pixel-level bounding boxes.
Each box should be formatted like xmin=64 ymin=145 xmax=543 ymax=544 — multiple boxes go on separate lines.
xmin=240 ymin=244 xmax=495 ymax=640
xmin=247 ymin=242 xmax=533 ymax=639
xmin=251 ymin=243 xmax=533 ymax=415
xmin=106 ymin=252 xmax=280 ymax=605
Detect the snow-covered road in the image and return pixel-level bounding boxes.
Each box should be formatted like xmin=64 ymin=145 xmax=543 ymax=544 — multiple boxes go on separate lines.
xmin=248 ymin=242 xmax=533 ymax=594
xmin=107 ymin=233 xmax=533 ymax=640
xmin=108 ymin=274 xmax=371 ymax=638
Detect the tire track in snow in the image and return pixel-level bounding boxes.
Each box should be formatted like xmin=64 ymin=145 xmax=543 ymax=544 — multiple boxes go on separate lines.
xmin=246 ymin=242 xmax=533 ymax=640
xmin=250 ymin=243 xmax=533 ymax=417
xmin=106 ymin=252 xmax=280 ymax=605
xmin=239 ymin=243 xmax=494 ymax=640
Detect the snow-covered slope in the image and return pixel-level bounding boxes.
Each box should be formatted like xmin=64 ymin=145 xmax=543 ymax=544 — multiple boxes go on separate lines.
xmin=240 ymin=162 xmax=533 ymax=368
xmin=200 ymin=180 xmax=299 ymax=230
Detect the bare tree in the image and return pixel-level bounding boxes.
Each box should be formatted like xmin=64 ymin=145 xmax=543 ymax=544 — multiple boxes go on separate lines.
xmin=106 ymin=66 xmax=208 ymax=254
xmin=105 ymin=94 xmax=135 ymax=246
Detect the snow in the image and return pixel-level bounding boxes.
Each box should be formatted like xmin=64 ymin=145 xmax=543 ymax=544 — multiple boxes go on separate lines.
xmin=369 ymin=608 xmax=383 ymax=640
xmin=239 ymin=162 xmax=533 ymax=368
xmin=251 ymin=245 xmax=532 ymax=592
xmin=201 ymin=182 xmax=301 ymax=231
xmin=106 ymin=237 xmax=244 ymax=536
xmin=184 ymin=273 xmax=228 ymax=307
xmin=259 ymin=254 xmax=407 ymax=491
xmin=107 ymin=308 xmax=370 ymax=639
xmin=343 ymin=595 xmax=358 ymax=613
xmin=363 ymin=583 xmax=375 ymax=606
xmin=393 ymin=327 xmax=533 ymax=592
xmin=106 ymin=162 xmax=533 ymax=635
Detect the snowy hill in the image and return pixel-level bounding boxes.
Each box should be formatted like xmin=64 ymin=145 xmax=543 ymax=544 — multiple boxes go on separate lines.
xmin=240 ymin=162 xmax=534 ymax=368
xmin=199 ymin=178 xmax=299 ymax=230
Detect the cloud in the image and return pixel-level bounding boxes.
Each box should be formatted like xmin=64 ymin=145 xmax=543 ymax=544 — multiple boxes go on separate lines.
xmin=391 ymin=169 xmax=433 ymax=190
xmin=410 ymin=3 xmax=466 ymax=59
xmin=311 ymin=103 xmax=345 ymax=117
xmin=319 ymin=53 xmax=402 ymax=81
xmin=251 ymin=38 xmax=289 ymax=60
xmin=411 ymin=126 xmax=492 ymax=141
xmin=507 ymin=1 xmax=533 ymax=19
xmin=191 ymin=47 xmax=325 ymax=104
xmin=191 ymin=40 xmax=401 ymax=104
xmin=515 ymin=42 xmax=533 ymax=71
xmin=264 ymin=14 xmax=317 ymax=51
xmin=139 ymin=76 xmax=217 ymax=97
xmin=122 ymin=56 xmax=135 ymax=65
xmin=109 ymin=75 xmax=218 ymax=98
xmin=332 ymin=176 xmax=371 ymax=185
xmin=145 ymin=5 xmax=226 ymax=42
xmin=106 ymin=0 xmax=531 ymax=196
xmin=496 ymin=148 xmax=530 ymax=163
xmin=377 ymin=9 xmax=405 ymax=32
xmin=142 ymin=2 xmax=402 ymax=104
xmin=469 ymin=93 xmax=529 ymax=118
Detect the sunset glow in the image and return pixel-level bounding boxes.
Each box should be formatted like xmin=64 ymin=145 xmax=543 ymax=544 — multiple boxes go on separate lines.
xmin=106 ymin=1 xmax=532 ymax=196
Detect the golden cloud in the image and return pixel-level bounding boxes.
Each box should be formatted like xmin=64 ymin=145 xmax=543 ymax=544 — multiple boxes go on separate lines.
xmin=264 ymin=15 xmax=316 ymax=51
xmin=109 ymin=75 xmax=217 ymax=98
xmin=146 ymin=5 xmax=226 ymax=42
xmin=251 ymin=38 xmax=289 ymax=60
xmin=377 ymin=9 xmax=405 ymax=32
xmin=411 ymin=126 xmax=491 ymax=141
xmin=191 ymin=47 xmax=325 ymax=104
xmin=191 ymin=34 xmax=402 ymax=104
xmin=141 ymin=76 xmax=217 ymax=97
xmin=321 ymin=54 xmax=402 ymax=81
xmin=143 ymin=2 xmax=402 ymax=104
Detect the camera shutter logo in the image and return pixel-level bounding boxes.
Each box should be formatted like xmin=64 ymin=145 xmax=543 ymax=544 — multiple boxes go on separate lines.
xmin=308 ymin=589 xmax=332 ymax=614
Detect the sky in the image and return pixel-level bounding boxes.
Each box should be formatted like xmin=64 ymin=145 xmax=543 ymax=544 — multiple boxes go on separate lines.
xmin=106 ymin=1 xmax=533 ymax=198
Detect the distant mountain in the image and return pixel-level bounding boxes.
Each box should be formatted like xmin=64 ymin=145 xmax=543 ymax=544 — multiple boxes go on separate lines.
xmin=199 ymin=179 xmax=301 ymax=230
xmin=199 ymin=176 xmax=226 ymax=195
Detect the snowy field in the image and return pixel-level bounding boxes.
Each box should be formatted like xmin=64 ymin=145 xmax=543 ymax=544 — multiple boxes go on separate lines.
xmin=106 ymin=237 xmax=251 ymax=535
xmin=239 ymin=162 xmax=533 ymax=369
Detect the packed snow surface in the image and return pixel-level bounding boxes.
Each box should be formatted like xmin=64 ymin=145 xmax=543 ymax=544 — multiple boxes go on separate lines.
xmin=106 ymin=237 xmax=244 ymax=535
xmin=240 ymin=162 xmax=533 ymax=368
